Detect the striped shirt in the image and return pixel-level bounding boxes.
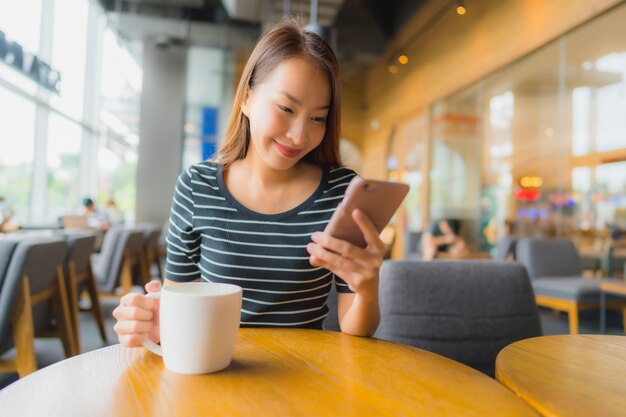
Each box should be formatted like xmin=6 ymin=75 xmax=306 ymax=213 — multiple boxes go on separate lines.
xmin=165 ymin=160 xmax=356 ymax=329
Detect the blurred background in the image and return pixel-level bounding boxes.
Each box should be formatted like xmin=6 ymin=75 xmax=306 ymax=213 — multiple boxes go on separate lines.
xmin=1 ymin=0 xmax=626 ymax=260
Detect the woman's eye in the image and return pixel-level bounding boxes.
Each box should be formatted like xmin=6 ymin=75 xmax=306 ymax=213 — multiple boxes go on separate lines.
xmin=277 ymin=105 xmax=293 ymax=114
xmin=311 ymin=116 xmax=326 ymax=124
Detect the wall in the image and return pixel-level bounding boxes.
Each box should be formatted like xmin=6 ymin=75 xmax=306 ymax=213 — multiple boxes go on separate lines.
xmin=352 ymin=0 xmax=624 ymax=179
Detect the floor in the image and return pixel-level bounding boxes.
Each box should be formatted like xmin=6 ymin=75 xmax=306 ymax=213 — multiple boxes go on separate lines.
xmin=1 ymin=299 xmax=624 ymax=390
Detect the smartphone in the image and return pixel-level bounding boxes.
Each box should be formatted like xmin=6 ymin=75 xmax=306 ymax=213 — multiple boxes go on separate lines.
xmin=323 ymin=176 xmax=409 ymax=248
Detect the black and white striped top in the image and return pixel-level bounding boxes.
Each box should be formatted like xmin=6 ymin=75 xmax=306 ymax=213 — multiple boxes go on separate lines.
xmin=165 ymin=160 xmax=356 ymax=329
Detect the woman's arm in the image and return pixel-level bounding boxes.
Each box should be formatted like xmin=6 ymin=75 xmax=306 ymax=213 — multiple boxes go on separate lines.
xmin=307 ymin=209 xmax=384 ymax=336
xmin=337 ymin=291 xmax=380 ymax=336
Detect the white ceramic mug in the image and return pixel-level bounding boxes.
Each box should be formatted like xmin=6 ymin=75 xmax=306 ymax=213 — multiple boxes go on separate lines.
xmin=142 ymin=282 xmax=242 ymax=375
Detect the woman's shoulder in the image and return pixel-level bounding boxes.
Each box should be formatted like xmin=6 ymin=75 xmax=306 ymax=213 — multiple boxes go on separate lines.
xmin=175 ymin=161 xmax=223 ymax=195
xmin=318 ymin=165 xmax=358 ymax=197
xmin=326 ymin=166 xmax=358 ymax=184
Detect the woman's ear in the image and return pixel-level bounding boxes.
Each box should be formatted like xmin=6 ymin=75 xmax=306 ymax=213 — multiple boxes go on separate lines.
xmin=241 ymin=86 xmax=251 ymax=117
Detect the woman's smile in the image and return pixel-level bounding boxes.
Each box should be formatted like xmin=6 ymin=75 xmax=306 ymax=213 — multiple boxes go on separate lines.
xmin=273 ymin=140 xmax=303 ymax=158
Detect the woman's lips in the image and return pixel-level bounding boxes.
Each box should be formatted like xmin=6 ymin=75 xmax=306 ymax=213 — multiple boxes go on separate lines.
xmin=274 ymin=141 xmax=302 ymax=158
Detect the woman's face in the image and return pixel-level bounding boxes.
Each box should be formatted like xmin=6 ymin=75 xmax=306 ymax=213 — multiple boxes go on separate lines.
xmin=242 ymin=57 xmax=331 ymax=171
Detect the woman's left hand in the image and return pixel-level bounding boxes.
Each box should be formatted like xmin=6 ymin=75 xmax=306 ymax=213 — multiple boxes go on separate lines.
xmin=307 ymin=209 xmax=386 ymax=298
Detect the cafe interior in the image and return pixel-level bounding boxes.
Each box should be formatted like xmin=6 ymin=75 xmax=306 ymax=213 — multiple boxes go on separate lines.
xmin=1 ymin=0 xmax=626 ymax=415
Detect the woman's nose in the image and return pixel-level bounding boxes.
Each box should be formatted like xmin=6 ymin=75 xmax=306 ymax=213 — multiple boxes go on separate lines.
xmin=286 ymin=117 xmax=307 ymax=145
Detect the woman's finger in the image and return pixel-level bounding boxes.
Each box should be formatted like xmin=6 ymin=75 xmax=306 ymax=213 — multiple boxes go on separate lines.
xmin=120 ymin=292 xmax=156 ymax=310
xmin=118 ymin=333 xmax=150 ymax=347
xmin=145 ymin=280 xmax=162 ymax=293
xmin=115 ymin=306 xmax=153 ymax=321
xmin=114 ymin=319 xmax=154 ymax=335
xmin=307 ymin=243 xmax=361 ymax=279
xmin=352 ymin=209 xmax=386 ymax=254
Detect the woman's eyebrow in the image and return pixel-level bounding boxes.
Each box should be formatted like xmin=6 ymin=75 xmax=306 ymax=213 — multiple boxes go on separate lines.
xmin=279 ymin=91 xmax=330 ymax=110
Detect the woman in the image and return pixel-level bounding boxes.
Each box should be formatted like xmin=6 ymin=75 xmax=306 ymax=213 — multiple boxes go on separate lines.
xmin=113 ymin=20 xmax=384 ymax=346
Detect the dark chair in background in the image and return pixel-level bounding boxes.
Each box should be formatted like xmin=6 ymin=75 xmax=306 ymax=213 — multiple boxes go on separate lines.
xmin=0 ymin=238 xmax=75 ymax=378
xmin=322 ymin=283 xmax=341 ymax=332
xmin=374 ymin=260 xmax=542 ymax=377
xmin=138 ymin=223 xmax=163 ymax=280
xmin=92 ymin=227 xmax=146 ymax=295
xmin=0 ymin=241 xmax=19 ymax=286
xmin=64 ymin=233 xmax=107 ymax=351
xmin=403 ymin=230 xmax=423 ymax=260
xmin=515 ymin=237 xmax=621 ymax=334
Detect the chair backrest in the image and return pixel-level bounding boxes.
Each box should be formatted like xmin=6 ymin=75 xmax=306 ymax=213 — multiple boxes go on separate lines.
xmin=495 ymin=235 xmax=517 ymax=260
xmin=65 ymin=233 xmax=97 ymax=278
xmin=98 ymin=228 xmax=144 ymax=293
xmin=516 ymin=238 xmax=581 ymax=279
xmin=403 ymin=231 xmax=423 ymax=260
xmin=138 ymin=223 xmax=161 ymax=252
xmin=322 ymin=283 xmax=340 ymax=332
xmin=374 ymin=260 xmax=542 ymax=376
xmin=0 ymin=238 xmax=68 ymax=355
xmin=0 ymin=240 xmax=19 ymax=289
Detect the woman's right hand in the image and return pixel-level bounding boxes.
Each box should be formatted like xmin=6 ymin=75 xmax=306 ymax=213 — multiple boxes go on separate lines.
xmin=113 ymin=280 xmax=162 ymax=347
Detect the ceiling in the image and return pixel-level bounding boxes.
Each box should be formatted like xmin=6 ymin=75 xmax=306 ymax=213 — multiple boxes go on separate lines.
xmin=96 ymin=0 xmax=427 ymax=74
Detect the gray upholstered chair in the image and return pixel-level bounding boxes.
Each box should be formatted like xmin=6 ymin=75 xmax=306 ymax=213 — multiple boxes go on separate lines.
xmin=322 ymin=283 xmax=341 ymax=332
xmin=65 ymin=233 xmax=107 ymax=350
xmin=92 ymin=227 xmax=145 ymax=295
xmin=0 ymin=238 xmax=75 ymax=377
xmin=138 ymin=223 xmax=163 ymax=280
xmin=494 ymin=235 xmax=517 ymax=260
xmin=0 ymin=240 xmax=19 ymax=287
xmin=516 ymin=237 xmax=620 ymax=334
xmin=374 ymin=260 xmax=542 ymax=377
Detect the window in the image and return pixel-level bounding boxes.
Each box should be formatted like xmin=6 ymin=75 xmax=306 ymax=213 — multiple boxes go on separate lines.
xmin=0 ymin=86 xmax=36 ymax=223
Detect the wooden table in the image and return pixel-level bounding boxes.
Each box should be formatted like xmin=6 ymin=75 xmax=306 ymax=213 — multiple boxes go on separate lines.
xmin=0 ymin=329 xmax=538 ymax=417
xmin=436 ymin=251 xmax=492 ymax=260
xmin=496 ymin=335 xmax=626 ymax=417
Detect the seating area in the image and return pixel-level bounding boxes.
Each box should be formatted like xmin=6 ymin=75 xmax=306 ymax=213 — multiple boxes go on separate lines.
xmin=0 ymin=225 xmax=162 ymax=383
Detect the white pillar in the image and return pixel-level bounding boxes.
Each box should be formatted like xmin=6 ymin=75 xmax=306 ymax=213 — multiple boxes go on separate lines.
xmin=135 ymin=40 xmax=187 ymax=225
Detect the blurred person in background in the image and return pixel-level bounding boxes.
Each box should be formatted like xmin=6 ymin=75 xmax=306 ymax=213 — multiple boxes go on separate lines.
xmin=82 ymin=197 xmax=111 ymax=231
xmin=0 ymin=195 xmax=16 ymax=232
xmin=105 ymin=197 xmax=124 ymax=225
xmin=422 ymin=218 xmax=467 ymax=260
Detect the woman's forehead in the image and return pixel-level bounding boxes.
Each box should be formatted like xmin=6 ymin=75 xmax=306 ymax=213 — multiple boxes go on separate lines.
xmin=260 ymin=57 xmax=331 ymax=106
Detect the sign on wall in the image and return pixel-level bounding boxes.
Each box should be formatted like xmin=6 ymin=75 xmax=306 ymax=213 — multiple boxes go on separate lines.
xmin=0 ymin=30 xmax=62 ymax=94
xmin=202 ymin=106 xmax=218 ymax=161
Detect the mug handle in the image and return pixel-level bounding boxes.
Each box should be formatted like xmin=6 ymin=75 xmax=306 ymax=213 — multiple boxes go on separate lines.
xmin=142 ymin=292 xmax=162 ymax=356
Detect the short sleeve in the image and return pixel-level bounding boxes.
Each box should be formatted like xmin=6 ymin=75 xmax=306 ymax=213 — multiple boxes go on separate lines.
xmin=164 ymin=168 xmax=201 ymax=282
xmin=333 ymin=274 xmax=354 ymax=294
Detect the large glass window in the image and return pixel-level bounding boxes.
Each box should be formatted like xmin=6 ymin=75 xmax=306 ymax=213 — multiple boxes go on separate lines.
xmin=0 ymin=86 xmax=36 ymax=223
xmin=49 ymin=0 xmax=89 ymax=119
xmin=46 ymin=113 xmax=82 ymax=221
xmin=98 ymin=27 xmax=142 ymax=221
xmin=1 ymin=0 xmax=141 ymax=227
xmin=425 ymin=2 xmax=626 ymax=252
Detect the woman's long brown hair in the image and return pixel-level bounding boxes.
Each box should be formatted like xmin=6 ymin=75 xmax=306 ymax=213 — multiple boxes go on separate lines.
xmin=213 ymin=20 xmax=342 ymax=169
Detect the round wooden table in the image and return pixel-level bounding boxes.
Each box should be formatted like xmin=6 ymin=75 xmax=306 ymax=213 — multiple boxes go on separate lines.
xmin=496 ymin=335 xmax=626 ymax=417
xmin=0 ymin=329 xmax=537 ymax=417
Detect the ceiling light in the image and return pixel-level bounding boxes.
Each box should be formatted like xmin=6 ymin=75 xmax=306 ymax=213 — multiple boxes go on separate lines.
xmin=456 ymin=0 xmax=466 ymax=15
xmin=398 ymin=55 xmax=409 ymax=65
xmin=388 ymin=64 xmax=398 ymax=74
